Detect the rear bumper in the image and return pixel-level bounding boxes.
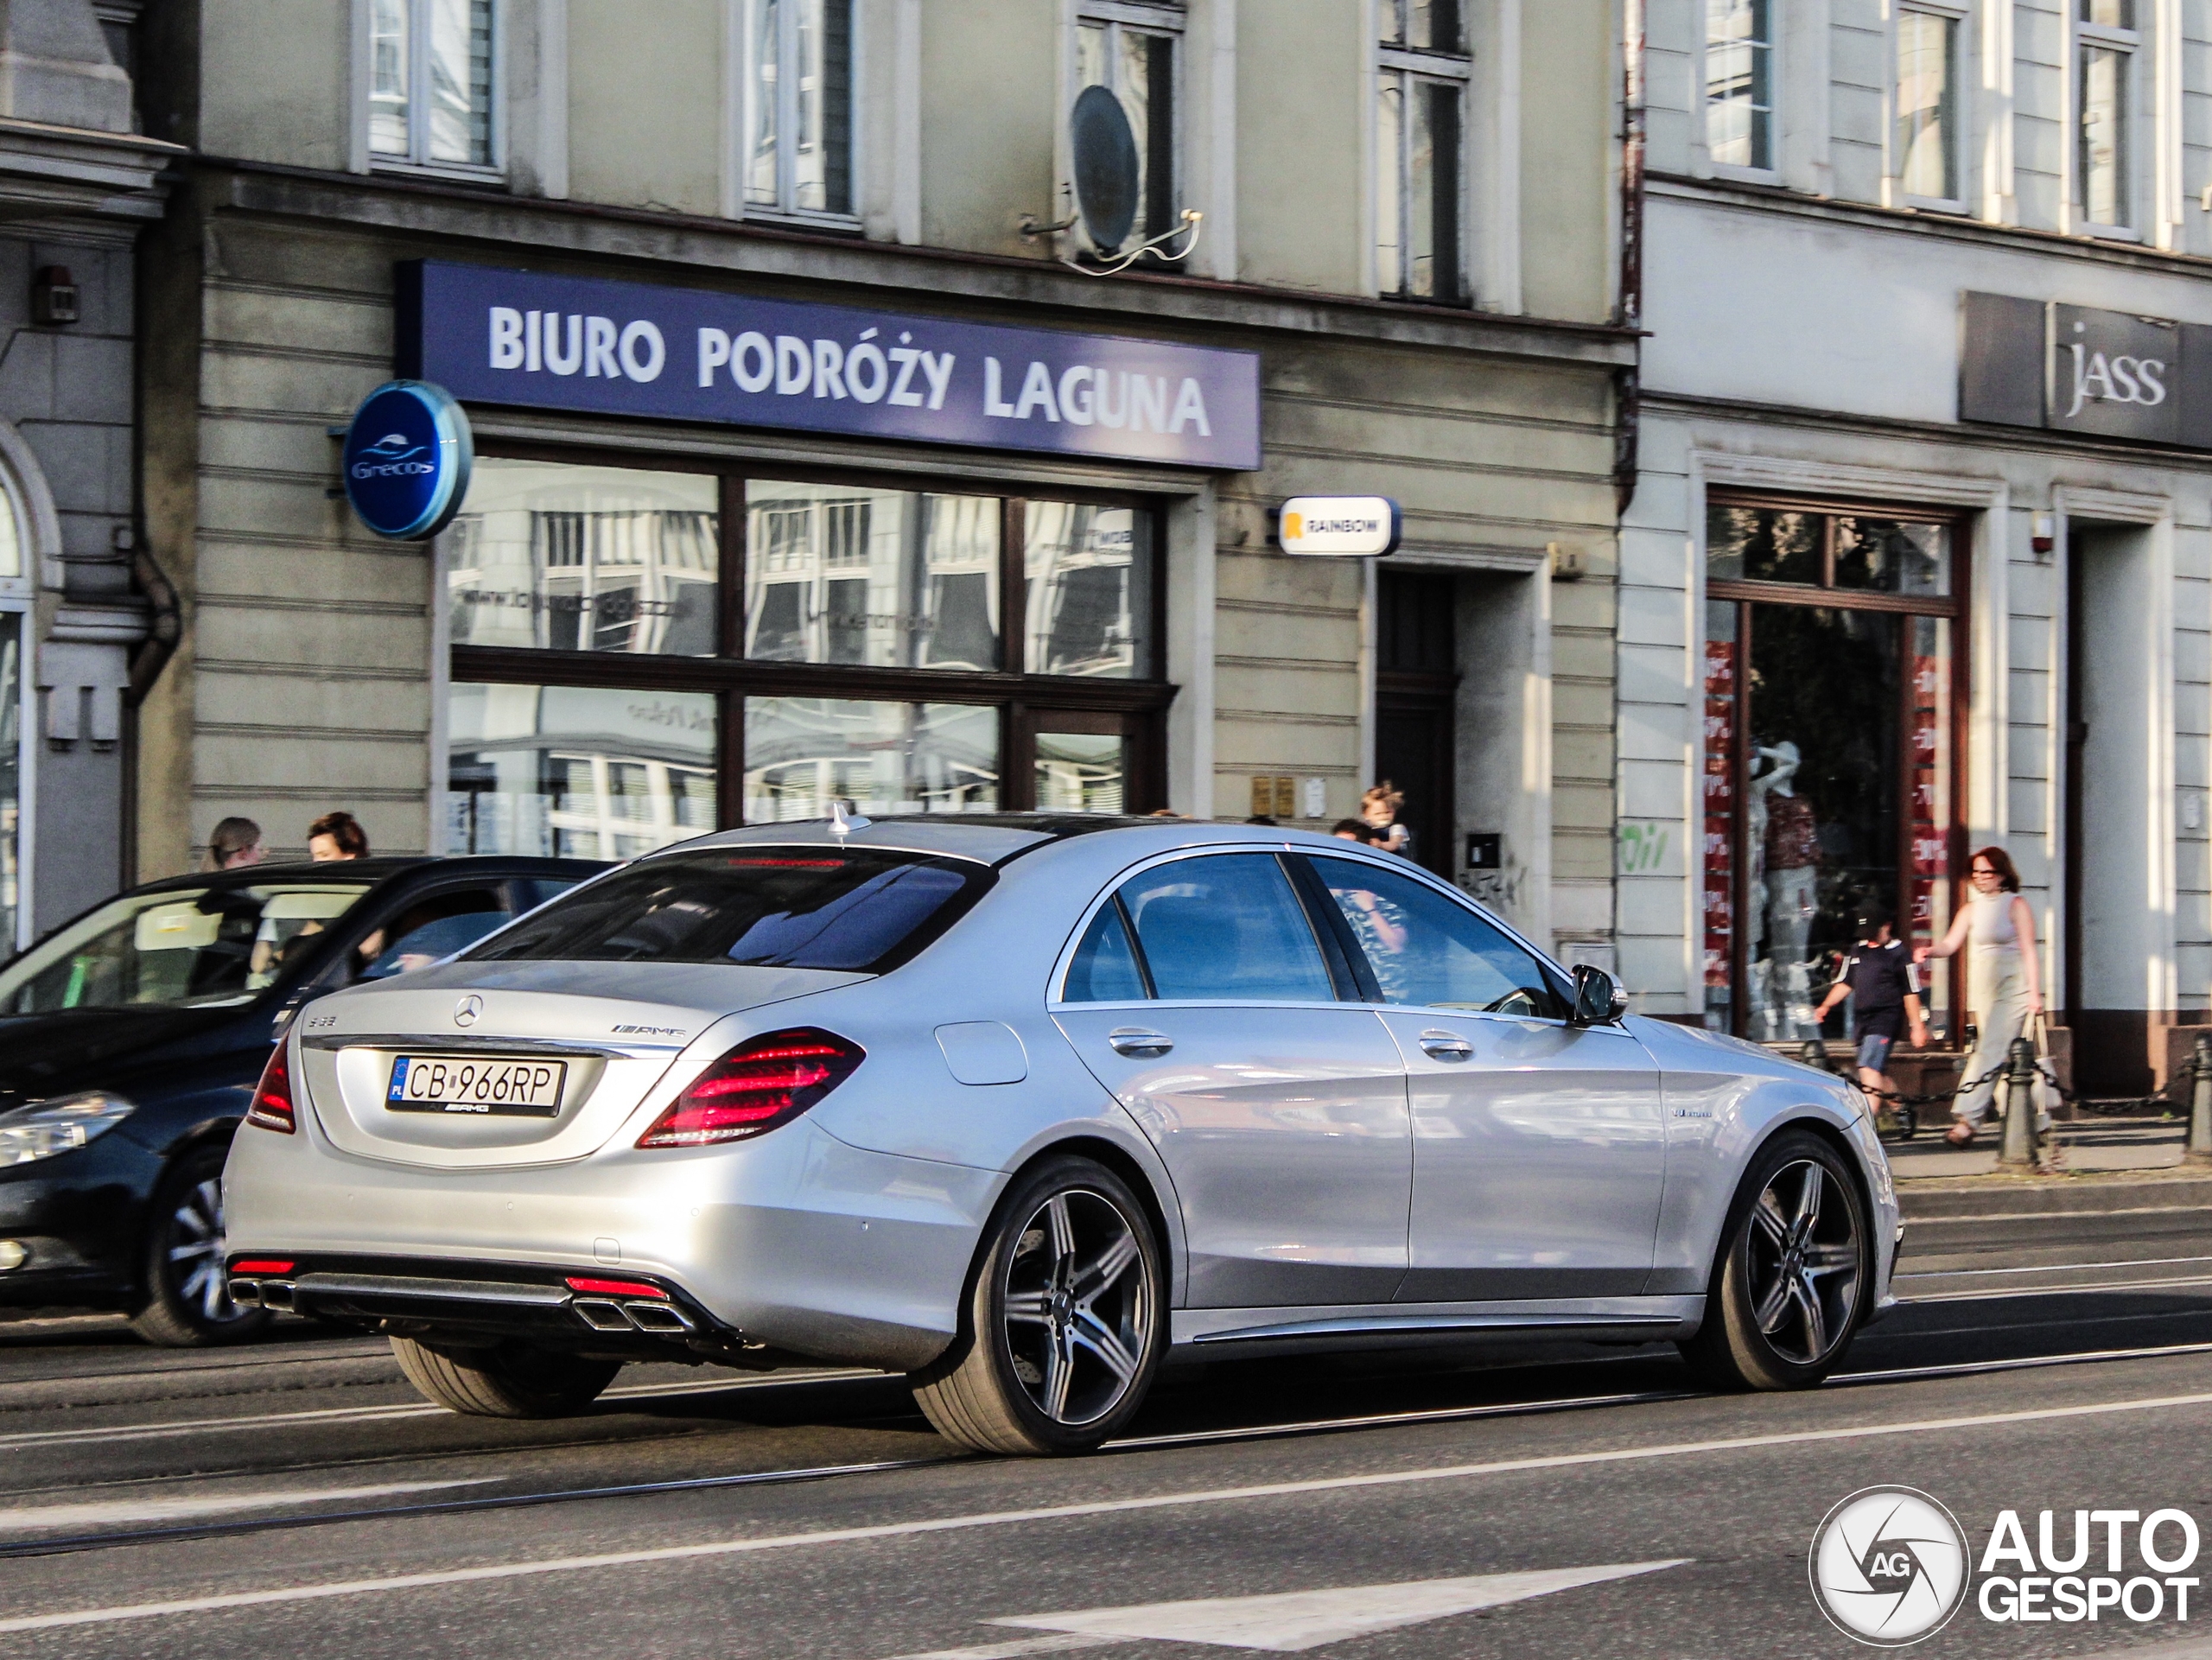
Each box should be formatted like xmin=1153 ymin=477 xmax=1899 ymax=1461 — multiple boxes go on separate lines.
xmin=222 ymin=1116 xmax=1002 ymax=1372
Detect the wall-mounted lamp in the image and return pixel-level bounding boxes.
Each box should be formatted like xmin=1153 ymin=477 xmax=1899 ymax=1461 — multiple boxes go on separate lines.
xmin=31 ymin=266 xmax=78 ymax=327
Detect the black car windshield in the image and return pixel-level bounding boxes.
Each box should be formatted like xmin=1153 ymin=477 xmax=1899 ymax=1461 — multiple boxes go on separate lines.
xmin=0 ymin=883 xmax=373 ymax=1013
xmin=466 ymin=849 xmax=992 ymax=973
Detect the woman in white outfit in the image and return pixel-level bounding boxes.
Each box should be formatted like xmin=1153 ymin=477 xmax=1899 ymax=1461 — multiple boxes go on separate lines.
xmin=1916 ymin=845 xmax=2041 ymax=1147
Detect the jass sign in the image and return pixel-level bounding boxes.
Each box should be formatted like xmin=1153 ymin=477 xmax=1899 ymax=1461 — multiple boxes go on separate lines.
xmin=1961 ymin=291 xmax=2212 ymax=447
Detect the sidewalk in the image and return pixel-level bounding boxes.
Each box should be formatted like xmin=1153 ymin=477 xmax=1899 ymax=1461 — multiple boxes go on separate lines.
xmin=1887 ymin=1110 xmax=2193 ymax=1183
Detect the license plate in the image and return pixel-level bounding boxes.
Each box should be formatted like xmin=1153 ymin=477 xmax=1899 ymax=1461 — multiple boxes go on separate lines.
xmin=387 ymin=1056 xmax=566 ymax=1116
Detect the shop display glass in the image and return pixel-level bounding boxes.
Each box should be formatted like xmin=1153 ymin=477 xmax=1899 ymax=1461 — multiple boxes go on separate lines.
xmin=743 ymin=697 xmax=998 ymax=818
xmin=1704 ymin=498 xmax=1964 ymax=1040
xmin=446 ymin=683 xmax=717 ymax=859
xmin=1024 ymin=502 xmax=1152 ymax=678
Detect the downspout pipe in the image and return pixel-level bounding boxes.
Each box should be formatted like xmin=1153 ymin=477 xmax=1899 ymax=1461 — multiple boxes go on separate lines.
xmin=1613 ymin=0 xmax=1647 ymax=518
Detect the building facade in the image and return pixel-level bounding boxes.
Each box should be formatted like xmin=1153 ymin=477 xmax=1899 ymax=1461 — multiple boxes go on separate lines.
xmin=134 ymin=0 xmax=1630 ymax=966
xmin=0 ymin=2 xmax=175 ymax=943
xmin=1621 ymin=0 xmax=2212 ymax=1089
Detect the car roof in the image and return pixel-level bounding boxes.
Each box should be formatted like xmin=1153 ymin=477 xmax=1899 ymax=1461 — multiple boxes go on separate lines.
xmin=120 ymin=855 xmax=606 ymax=897
xmin=675 ymin=815 xmax=1371 ymax=866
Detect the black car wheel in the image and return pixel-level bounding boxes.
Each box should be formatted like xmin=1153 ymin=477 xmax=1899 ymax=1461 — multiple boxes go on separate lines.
xmin=390 ymin=1337 xmax=622 ymax=1418
xmin=130 ymin=1143 xmax=272 ymax=1347
xmin=911 ymin=1155 xmax=1164 ymax=1455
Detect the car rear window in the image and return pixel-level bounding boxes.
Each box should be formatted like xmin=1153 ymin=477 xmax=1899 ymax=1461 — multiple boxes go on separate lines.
xmin=465 ymin=849 xmax=993 ymax=973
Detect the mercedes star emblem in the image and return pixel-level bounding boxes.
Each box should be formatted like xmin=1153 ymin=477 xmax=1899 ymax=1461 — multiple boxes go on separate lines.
xmin=453 ymin=995 xmax=483 ymax=1027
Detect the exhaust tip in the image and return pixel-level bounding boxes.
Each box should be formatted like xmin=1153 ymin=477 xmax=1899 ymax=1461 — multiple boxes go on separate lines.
xmin=572 ymin=1298 xmax=635 ymax=1332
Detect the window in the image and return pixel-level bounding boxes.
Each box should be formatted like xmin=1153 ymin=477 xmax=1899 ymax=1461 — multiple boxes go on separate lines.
xmin=742 ymin=0 xmax=854 ymax=219
xmin=444 ymin=458 xmax=1170 ymax=849
xmin=2077 ymin=0 xmax=2137 ymax=231
xmin=1896 ymin=8 xmax=1961 ymax=203
xmin=1705 ymin=0 xmax=1773 ymax=172
xmin=370 ymin=0 xmax=495 ymax=171
xmin=1377 ymin=0 xmax=1468 ymax=302
xmin=362 ymin=887 xmax=514 ymax=979
xmin=1077 ymin=4 xmax=1183 ymax=251
xmin=1702 ymin=498 xmax=1966 ymax=1043
xmin=1109 ymin=855 xmax=1336 ymax=1003
xmin=1310 ymin=855 xmax=1561 ymax=1019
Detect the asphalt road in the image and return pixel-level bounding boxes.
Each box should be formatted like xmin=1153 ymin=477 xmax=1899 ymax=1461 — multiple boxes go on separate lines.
xmin=8 ymin=1277 xmax=2212 ymax=1660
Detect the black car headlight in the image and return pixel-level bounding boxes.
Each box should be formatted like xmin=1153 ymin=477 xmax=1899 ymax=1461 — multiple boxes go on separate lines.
xmin=0 ymin=1092 xmax=136 ymax=1167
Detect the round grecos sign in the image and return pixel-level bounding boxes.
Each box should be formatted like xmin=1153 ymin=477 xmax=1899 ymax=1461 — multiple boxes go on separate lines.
xmin=1275 ymin=496 xmax=1402 ymax=557
xmin=341 ymin=380 xmax=474 ymax=540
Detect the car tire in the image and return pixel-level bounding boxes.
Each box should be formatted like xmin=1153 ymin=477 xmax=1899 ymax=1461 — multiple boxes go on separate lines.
xmin=1679 ymin=1129 xmax=1870 ymax=1391
xmin=129 ymin=1143 xmax=274 ymax=1348
xmin=389 ymin=1336 xmax=623 ymax=1418
xmin=911 ymin=1155 xmax=1165 ymax=1456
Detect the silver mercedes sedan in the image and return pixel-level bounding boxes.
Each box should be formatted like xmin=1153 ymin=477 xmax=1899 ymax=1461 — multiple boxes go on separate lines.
xmin=223 ymin=817 xmax=1897 ymax=1454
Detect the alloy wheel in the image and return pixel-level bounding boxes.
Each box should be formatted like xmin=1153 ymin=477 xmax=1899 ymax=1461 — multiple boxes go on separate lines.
xmin=1000 ymin=1187 xmax=1152 ymax=1428
xmin=167 ymin=1177 xmax=247 ymax=1326
xmin=1745 ymin=1159 xmax=1861 ymax=1366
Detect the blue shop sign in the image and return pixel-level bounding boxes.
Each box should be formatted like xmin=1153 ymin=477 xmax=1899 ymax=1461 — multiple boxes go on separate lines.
xmin=396 ymin=259 xmax=1262 ymax=471
xmin=341 ymin=379 xmax=474 ymax=539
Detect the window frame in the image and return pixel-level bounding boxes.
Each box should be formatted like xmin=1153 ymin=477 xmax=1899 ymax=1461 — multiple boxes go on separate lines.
xmin=736 ymin=0 xmax=860 ymax=228
xmin=443 ymin=442 xmax=1174 ymax=842
xmin=367 ymin=0 xmax=504 ymax=182
xmin=1700 ymin=0 xmax=1777 ymax=181
xmin=2074 ymin=1 xmax=2141 ymax=239
xmin=1074 ymin=1 xmax=1187 ymax=256
xmin=1703 ymin=489 xmax=1973 ymax=1043
xmin=1892 ymin=1 xmax=1968 ymax=213
xmin=1376 ymin=19 xmax=1472 ymax=305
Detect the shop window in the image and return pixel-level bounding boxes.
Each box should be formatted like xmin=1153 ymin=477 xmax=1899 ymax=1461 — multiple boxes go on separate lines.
xmin=741 ymin=0 xmax=855 ymax=220
xmin=1377 ymin=1 xmax=1468 ymax=303
xmin=1077 ymin=3 xmax=1184 ymax=252
xmin=370 ymin=0 xmax=496 ymax=172
xmin=0 ymin=613 xmax=21 ymax=951
xmin=1705 ymin=0 xmax=1774 ymax=173
xmin=745 ymin=481 xmax=1001 ymax=671
xmin=2076 ymin=1 xmax=2138 ymax=232
xmin=1896 ymin=7 xmax=1962 ymax=206
xmin=744 ymin=697 xmax=998 ymax=818
xmin=446 ymin=459 xmax=1168 ymax=836
xmin=1702 ymin=498 xmax=1964 ymax=1043
xmin=447 ymin=683 xmax=717 ymax=859
xmin=448 ymin=461 xmax=720 ymax=657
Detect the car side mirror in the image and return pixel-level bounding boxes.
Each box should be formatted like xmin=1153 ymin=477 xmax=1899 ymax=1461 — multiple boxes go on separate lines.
xmin=1567 ymin=964 xmax=1627 ymax=1027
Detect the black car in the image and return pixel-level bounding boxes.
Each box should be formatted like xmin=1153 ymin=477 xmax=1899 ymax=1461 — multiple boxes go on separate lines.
xmin=0 ymin=855 xmax=602 ymax=1345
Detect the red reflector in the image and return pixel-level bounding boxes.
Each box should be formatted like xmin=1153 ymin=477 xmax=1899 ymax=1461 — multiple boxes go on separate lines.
xmin=246 ymin=1044 xmax=296 ymax=1134
xmin=637 ymin=1027 xmax=865 ymax=1149
xmin=231 ymin=1260 xmax=295 ymax=1275
xmin=565 ymin=1276 xmax=668 ymax=1300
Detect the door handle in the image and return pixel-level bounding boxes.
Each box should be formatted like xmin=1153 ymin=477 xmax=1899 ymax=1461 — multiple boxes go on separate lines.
xmin=1108 ymin=1027 xmax=1173 ymax=1058
xmin=1418 ymin=1029 xmax=1474 ymax=1062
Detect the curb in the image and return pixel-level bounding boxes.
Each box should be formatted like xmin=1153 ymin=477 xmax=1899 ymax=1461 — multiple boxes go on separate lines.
xmin=1898 ymin=1168 xmax=2212 ymax=1219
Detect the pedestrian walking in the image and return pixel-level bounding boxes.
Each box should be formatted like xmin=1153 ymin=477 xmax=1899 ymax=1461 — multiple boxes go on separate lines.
xmin=1811 ymin=906 xmax=1928 ymax=1110
xmin=1917 ymin=844 xmax=2043 ymax=1147
xmin=201 ymin=817 xmax=265 ymax=871
xmin=1360 ymin=783 xmax=1412 ymax=857
xmin=307 ymin=811 xmax=370 ymax=862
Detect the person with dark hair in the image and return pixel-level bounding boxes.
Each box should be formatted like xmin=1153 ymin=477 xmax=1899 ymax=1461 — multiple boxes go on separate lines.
xmin=201 ymin=817 xmax=265 ymax=872
xmin=1245 ymin=814 xmax=1279 ymax=827
xmin=1331 ymin=818 xmax=1381 ymax=843
xmin=308 ymin=811 xmax=371 ymax=862
xmin=1917 ymin=844 xmax=2041 ymax=1146
xmin=1812 ymin=905 xmax=1927 ymax=1110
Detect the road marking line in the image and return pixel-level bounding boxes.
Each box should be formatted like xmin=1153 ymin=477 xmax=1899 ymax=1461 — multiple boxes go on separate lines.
xmin=1897 ymin=1253 xmax=2212 ymax=1280
xmin=1904 ymin=1274 xmax=2212 ymax=1302
xmin=0 ymin=1479 xmax=495 ymax=1533
xmin=885 ymin=1636 xmax=1121 ymax=1660
xmin=1107 ymin=1391 xmax=1688 ymax=1451
xmin=989 ymin=1561 xmax=1689 ymax=1651
xmin=8 ymin=1388 xmax=2212 ymax=1634
xmin=1842 ymin=1340 xmax=2212 ymax=1384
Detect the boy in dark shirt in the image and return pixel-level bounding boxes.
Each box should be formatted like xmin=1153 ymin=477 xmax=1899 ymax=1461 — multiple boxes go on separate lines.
xmin=1812 ymin=906 xmax=1929 ymax=1106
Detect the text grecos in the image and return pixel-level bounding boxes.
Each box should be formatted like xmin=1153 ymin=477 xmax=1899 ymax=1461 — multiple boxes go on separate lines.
xmin=1979 ymin=1508 xmax=2202 ymax=1624
xmin=485 ymin=308 xmax=1213 ymax=434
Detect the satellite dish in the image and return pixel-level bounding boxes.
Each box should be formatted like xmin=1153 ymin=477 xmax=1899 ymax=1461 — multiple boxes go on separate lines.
xmin=1070 ymin=85 xmax=1140 ymax=255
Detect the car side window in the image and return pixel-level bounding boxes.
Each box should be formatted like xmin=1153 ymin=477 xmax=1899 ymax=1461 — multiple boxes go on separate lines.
xmin=360 ymin=887 xmax=514 ymax=981
xmin=1063 ymin=898 xmax=1151 ymax=1002
xmin=1307 ymin=855 xmax=1564 ymax=1019
xmin=1116 ymin=854 xmax=1336 ymax=1003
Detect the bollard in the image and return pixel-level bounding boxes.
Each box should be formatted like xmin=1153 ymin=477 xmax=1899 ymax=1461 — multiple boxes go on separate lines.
xmin=2001 ymin=1037 xmax=2037 ymax=1167
xmin=2190 ymin=1034 xmax=2212 ymax=1164
xmin=1800 ymin=1039 xmax=1830 ymax=1073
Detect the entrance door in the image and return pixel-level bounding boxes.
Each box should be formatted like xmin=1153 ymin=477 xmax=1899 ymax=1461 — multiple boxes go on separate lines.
xmin=1015 ymin=708 xmax=1153 ymax=813
xmin=1376 ymin=571 xmax=1457 ymax=877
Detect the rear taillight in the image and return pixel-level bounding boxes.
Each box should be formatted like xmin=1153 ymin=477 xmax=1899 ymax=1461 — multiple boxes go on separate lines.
xmin=245 ymin=1045 xmax=296 ymax=1133
xmin=636 ymin=1028 xmax=863 ymax=1149
xmin=565 ymin=1276 xmax=667 ymax=1299
xmin=231 ymin=1259 xmax=295 ymax=1275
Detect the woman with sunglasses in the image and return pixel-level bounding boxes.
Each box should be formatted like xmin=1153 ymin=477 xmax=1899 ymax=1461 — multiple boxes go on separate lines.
xmin=1916 ymin=846 xmax=2041 ymax=1146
